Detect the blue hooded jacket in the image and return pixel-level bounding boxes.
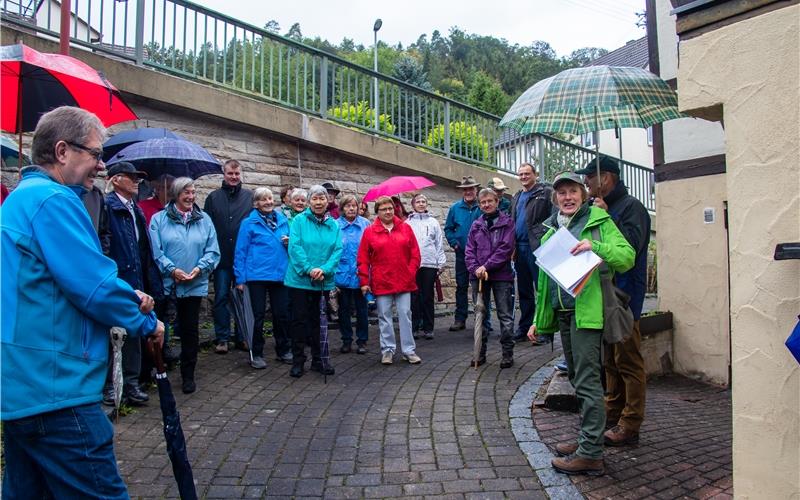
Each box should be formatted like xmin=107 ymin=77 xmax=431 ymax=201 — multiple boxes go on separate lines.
xmin=284 ymin=208 xmax=342 ymax=291
xmin=1 ymin=167 xmax=157 ymax=420
xmin=234 ymin=209 xmax=290 ymax=284
xmin=444 ymin=199 xmax=481 ymax=251
xmin=335 ymin=215 xmax=370 ymax=289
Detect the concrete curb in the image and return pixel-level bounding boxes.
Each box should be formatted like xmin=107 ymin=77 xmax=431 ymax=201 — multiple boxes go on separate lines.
xmin=509 ymin=356 xmax=584 ymax=500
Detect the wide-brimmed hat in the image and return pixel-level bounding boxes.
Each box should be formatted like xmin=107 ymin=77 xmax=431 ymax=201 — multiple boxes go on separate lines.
xmin=552 ymin=171 xmax=584 ymax=190
xmin=487 ymin=177 xmax=508 ymax=191
xmin=575 ymin=155 xmax=620 ymax=176
xmin=456 ymin=175 xmax=480 ymax=188
xmin=321 ymin=181 xmax=340 ymax=194
xmin=107 ymin=161 xmax=147 ymax=179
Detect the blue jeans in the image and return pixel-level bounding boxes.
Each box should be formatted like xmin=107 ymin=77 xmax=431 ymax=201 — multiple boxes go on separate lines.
xmin=338 ymin=287 xmax=369 ymax=346
xmin=213 ymin=267 xmax=239 ymax=344
xmin=2 ymin=403 xmax=129 ymax=499
xmin=515 ymin=243 xmax=539 ymax=336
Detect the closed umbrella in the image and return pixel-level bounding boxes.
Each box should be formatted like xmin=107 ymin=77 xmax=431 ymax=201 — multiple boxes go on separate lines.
xmin=229 ymin=285 xmax=255 ymax=363
xmin=318 ymin=282 xmax=331 ymax=384
xmin=109 ymin=327 xmax=126 ymax=419
xmin=472 ymin=278 xmax=486 ymax=369
xmin=106 ymin=137 xmax=221 ymax=180
xmin=363 ymin=176 xmax=435 ymax=202
xmin=102 ymin=127 xmax=183 ymax=162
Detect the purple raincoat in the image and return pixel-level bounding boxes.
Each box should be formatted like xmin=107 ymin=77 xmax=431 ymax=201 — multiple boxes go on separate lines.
xmin=465 ymin=211 xmax=516 ymax=282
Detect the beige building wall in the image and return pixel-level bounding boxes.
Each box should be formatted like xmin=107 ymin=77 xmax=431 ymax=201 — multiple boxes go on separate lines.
xmin=656 ymin=175 xmax=730 ymax=384
xmin=677 ymin=5 xmax=800 ymax=498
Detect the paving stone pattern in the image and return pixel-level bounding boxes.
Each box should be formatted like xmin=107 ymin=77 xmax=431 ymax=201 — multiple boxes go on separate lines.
xmin=114 ymin=321 xmax=557 ymax=499
xmin=532 ymin=372 xmax=733 ymax=500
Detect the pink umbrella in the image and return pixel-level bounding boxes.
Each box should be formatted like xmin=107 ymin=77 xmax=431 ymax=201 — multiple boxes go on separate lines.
xmin=363 ymin=176 xmax=435 ymax=202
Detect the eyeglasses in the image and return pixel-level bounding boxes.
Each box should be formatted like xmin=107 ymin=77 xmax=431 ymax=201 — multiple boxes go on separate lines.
xmin=66 ymin=141 xmax=104 ymax=162
xmin=122 ymin=174 xmax=144 ymax=184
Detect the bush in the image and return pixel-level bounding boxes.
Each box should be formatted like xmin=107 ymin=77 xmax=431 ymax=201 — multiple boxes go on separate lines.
xmin=327 ymin=101 xmax=395 ymax=135
xmin=424 ymin=121 xmax=489 ymax=162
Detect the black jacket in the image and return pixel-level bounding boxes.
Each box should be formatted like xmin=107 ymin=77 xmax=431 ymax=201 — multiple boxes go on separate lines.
xmin=82 ymin=185 xmax=111 ymax=254
xmin=601 ymin=181 xmax=651 ymax=319
xmin=203 ymin=182 xmax=253 ymax=268
xmin=510 ymin=182 xmax=554 ymax=250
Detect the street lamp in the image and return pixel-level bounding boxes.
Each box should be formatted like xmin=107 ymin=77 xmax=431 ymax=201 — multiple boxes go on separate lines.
xmin=373 ymin=18 xmax=382 ymax=131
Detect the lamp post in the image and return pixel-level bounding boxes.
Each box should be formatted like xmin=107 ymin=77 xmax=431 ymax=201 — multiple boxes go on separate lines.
xmin=372 ymin=18 xmax=382 ymax=131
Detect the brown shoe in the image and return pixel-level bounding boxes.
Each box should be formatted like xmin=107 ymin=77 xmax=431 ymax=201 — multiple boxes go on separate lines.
xmin=551 ymin=455 xmax=605 ymax=476
xmin=604 ymin=424 xmax=639 ymax=446
xmin=555 ymin=441 xmax=578 ymax=456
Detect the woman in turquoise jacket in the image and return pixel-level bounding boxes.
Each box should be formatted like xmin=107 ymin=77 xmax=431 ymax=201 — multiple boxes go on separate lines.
xmin=149 ymin=177 xmax=220 ymax=394
xmin=284 ymin=185 xmax=343 ymax=378
xmin=528 ymin=172 xmax=634 ymax=477
xmin=234 ymin=187 xmax=292 ymax=369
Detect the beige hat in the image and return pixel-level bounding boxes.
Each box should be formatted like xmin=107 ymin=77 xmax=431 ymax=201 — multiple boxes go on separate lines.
xmin=488 ymin=177 xmax=508 ymax=191
xmin=456 ymin=175 xmax=480 ymax=188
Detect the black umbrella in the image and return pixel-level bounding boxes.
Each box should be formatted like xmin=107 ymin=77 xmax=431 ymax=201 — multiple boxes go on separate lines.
xmin=105 ymin=137 xmax=221 ymax=180
xmin=102 ymin=127 xmax=183 ymax=162
xmin=318 ymin=282 xmax=331 ymax=384
xmin=230 ymin=285 xmax=255 ymax=363
xmin=146 ymin=339 xmax=198 ymax=500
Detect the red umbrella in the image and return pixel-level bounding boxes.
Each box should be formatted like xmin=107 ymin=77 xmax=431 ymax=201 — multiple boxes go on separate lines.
xmin=363 ymin=176 xmax=436 ymax=202
xmin=1 ymin=43 xmax=137 ymax=156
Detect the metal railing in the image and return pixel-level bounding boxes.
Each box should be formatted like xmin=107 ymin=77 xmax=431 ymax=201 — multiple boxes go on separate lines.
xmin=1 ymin=0 xmax=655 ymax=210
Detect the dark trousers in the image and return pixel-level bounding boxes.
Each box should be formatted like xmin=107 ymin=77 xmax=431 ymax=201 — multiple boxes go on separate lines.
xmin=515 ymin=243 xmax=539 ymax=336
xmin=411 ymin=267 xmax=438 ymax=333
xmin=212 ymin=267 xmax=239 ymax=344
xmin=338 ymin=287 xmax=369 ymax=346
xmin=454 ymin=248 xmax=469 ymax=322
xmin=249 ymin=281 xmax=291 ymax=358
xmin=177 ymin=296 xmax=201 ymax=383
xmin=288 ymin=287 xmax=322 ymax=365
xmin=471 ymin=280 xmax=515 ymax=356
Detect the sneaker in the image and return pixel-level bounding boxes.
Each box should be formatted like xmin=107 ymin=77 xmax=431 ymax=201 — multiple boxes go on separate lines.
xmin=356 ymin=344 xmax=367 ymax=355
xmin=251 ymin=356 xmax=267 ymax=369
xmin=123 ymin=384 xmax=149 ymax=405
xmin=424 ymin=331 xmax=434 ymax=340
xmin=214 ymin=342 xmax=229 ymax=354
xmin=552 ymin=454 xmax=605 ymax=476
xmin=340 ymin=343 xmax=352 ymax=354
xmin=102 ymin=386 xmax=115 ymax=406
xmin=604 ymin=425 xmax=640 ymax=446
xmin=500 ymin=356 xmax=514 ymax=369
xmin=555 ymin=362 xmax=568 ymax=372
xmin=277 ymin=352 xmax=293 ymax=364
xmin=555 ymin=441 xmax=579 ymax=456
xmin=403 ymin=353 xmax=422 ymax=364
xmin=449 ymin=321 xmax=466 ymax=331
xmin=381 ymin=351 xmax=393 ymax=365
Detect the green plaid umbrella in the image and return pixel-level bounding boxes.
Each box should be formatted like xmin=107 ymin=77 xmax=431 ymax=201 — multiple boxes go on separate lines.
xmin=499 ymin=65 xmax=683 ymax=136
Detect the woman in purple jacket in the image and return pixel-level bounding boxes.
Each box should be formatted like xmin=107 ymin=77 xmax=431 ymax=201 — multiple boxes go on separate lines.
xmin=465 ymin=188 xmax=516 ymax=368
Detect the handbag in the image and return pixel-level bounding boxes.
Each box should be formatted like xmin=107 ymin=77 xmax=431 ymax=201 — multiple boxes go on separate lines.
xmin=591 ymin=227 xmax=634 ymax=344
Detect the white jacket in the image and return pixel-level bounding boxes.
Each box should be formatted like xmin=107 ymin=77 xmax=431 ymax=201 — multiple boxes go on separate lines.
xmin=407 ymin=212 xmax=446 ymax=269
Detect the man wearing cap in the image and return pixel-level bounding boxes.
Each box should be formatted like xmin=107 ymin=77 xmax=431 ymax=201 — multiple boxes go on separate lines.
xmin=488 ymin=177 xmax=512 ymax=214
xmin=577 ymin=155 xmax=651 ymax=447
xmin=322 ymin=181 xmax=341 ymax=218
xmin=510 ymin=163 xmax=554 ymax=343
xmin=204 ymin=159 xmax=253 ymax=353
xmin=444 ymin=176 xmax=483 ymax=331
xmin=101 ymin=162 xmax=164 ymax=406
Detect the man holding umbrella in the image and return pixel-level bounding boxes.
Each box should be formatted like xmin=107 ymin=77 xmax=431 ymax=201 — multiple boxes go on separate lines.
xmin=1 ymin=106 xmax=164 ymax=498
xmin=204 ymin=159 xmax=253 ymax=354
xmin=577 ymin=155 xmax=651 ymax=448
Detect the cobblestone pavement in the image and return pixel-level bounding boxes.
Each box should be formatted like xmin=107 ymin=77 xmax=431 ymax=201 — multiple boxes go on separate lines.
xmin=115 ymin=322 xmax=559 ymax=499
xmin=532 ymin=373 xmax=733 ymax=500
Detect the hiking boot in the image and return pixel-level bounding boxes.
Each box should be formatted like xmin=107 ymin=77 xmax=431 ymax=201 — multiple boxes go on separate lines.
xmin=214 ymin=342 xmax=229 ymax=354
xmin=470 ymin=357 xmax=486 ymax=368
xmin=551 ymin=454 xmax=605 ymax=476
xmin=449 ymin=321 xmax=466 ymax=331
xmin=123 ymin=384 xmax=149 ymax=405
xmin=289 ymin=364 xmax=304 ymax=378
xmin=424 ymin=331 xmax=434 ymax=340
xmin=340 ymin=343 xmax=352 ymax=354
xmin=555 ymin=441 xmax=579 ymax=456
xmin=250 ymin=356 xmax=267 ymax=369
xmin=403 ymin=353 xmax=422 ymax=364
xmin=604 ymin=425 xmax=640 ymax=446
xmin=500 ymin=356 xmax=514 ymax=369
xmin=356 ymin=344 xmax=367 ymax=355
xmin=181 ymin=379 xmax=196 ymax=394
xmin=381 ymin=351 xmax=393 ymax=365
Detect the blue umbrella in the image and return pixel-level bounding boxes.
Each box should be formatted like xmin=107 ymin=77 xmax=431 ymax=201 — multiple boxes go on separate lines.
xmin=1 ymin=135 xmax=29 ymax=167
xmin=106 ymin=137 xmax=221 ymax=180
xmin=102 ymin=127 xmax=183 ymax=162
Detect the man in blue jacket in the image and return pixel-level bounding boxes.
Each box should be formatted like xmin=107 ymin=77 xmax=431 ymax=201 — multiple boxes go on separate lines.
xmin=1 ymin=106 xmax=164 ymax=499
xmin=444 ymin=176 xmax=482 ymax=331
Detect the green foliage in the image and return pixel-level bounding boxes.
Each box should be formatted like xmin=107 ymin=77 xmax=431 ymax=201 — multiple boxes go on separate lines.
xmin=467 ymin=72 xmax=510 ymax=115
xmin=425 ymin=121 xmax=489 ymax=162
xmin=438 ymin=78 xmax=467 ymax=101
xmin=392 ymin=55 xmax=432 ymax=91
xmin=328 ymin=101 xmax=396 ymax=135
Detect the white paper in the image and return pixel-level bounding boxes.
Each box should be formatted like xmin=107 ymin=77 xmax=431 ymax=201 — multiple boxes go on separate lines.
xmin=533 ymin=227 xmax=602 ymax=297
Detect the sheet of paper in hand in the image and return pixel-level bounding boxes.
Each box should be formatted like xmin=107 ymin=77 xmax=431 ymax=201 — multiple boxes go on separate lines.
xmin=533 ymin=227 xmax=602 ymax=297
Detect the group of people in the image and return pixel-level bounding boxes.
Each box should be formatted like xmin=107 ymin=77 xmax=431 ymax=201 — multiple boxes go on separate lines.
xmin=0 ymin=105 xmax=652 ymax=498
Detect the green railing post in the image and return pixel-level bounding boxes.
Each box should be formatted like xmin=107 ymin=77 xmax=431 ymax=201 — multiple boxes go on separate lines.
xmin=320 ymin=56 xmax=328 ymax=119
xmin=444 ymin=101 xmax=450 ymax=158
xmin=134 ymin=0 xmax=145 ymax=65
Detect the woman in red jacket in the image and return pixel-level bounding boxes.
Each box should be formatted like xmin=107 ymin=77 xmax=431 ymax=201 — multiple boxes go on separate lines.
xmin=358 ymin=196 xmax=422 ymax=365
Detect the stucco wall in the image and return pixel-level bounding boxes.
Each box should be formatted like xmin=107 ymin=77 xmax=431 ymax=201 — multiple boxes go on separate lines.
xmin=677 ymin=5 xmax=800 ymax=498
xmin=656 ymin=174 xmax=729 ymax=384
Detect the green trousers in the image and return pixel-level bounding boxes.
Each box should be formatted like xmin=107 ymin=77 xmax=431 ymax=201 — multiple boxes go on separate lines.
xmin=558 ymin=310 xmax=605 ymax=459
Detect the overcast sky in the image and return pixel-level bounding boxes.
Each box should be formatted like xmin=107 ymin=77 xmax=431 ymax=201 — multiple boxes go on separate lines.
xmin=191 ymin=0 xmax=645 ymax=58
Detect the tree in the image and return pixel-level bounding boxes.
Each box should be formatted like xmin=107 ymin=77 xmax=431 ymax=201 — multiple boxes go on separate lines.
xmin=328 ymin=101 xmax=395 ymax=135
xmin=569 ymin=47 xmax=609 ymax=66
xmin=263 ymin=20 xmax=280 ymax=34
xmin=438 ymin=78 xmax=467 ymax=101
xmin=392 ymin=55 xmax=432 ymax=91
xmin=425 ymin=121 xmax=490 ymax=163
xmin=467 ymin=72 xmax=510 ymax=115
xmin=285 ymin=23 xmax=302 ymax=41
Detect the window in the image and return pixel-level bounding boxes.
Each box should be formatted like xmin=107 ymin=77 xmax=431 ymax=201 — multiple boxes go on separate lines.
xmin=647 ymin=126 xmax=654 ymax=146
xmin=506 ymin=146 xmax=517 ymax=169
xmin=581 ymin=132 xmax=595 ymax=147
